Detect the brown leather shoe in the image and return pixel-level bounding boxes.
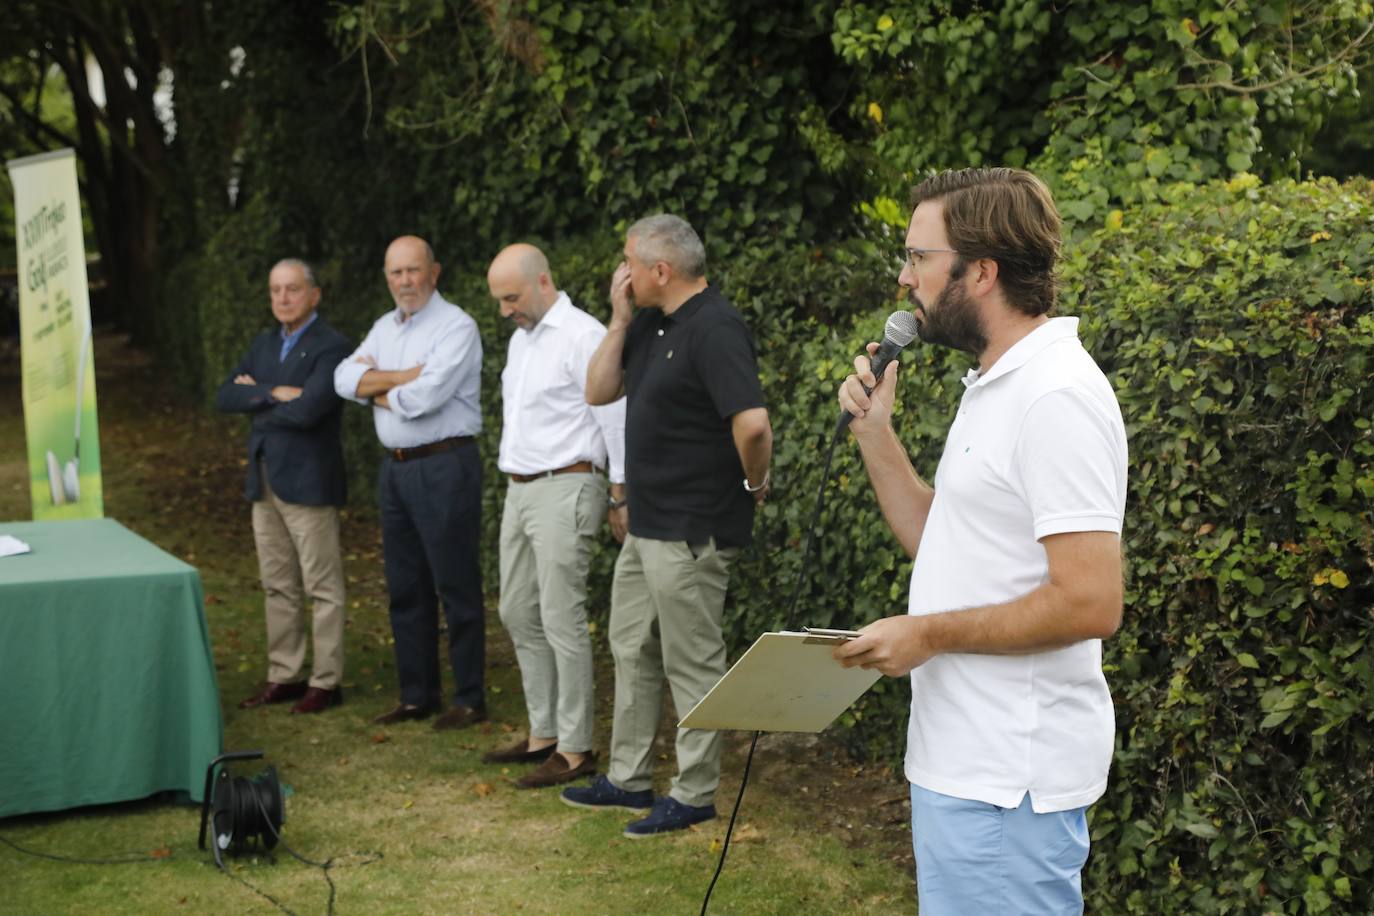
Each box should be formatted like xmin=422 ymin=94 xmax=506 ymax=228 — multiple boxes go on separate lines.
xmin=432 ymin=705 xmax=487 ymax=731
xmin=481 ymin=737 xmax=557 ymax=765
xmin=372 ymin=703 xmax=436 ymax=725
xmin=239 ymin=681 xmax=308 ymax=709
xmin=515 ymin=751 xmax=598 ymax=789
xmin=290 ymin=686 xmax=343 ymax=714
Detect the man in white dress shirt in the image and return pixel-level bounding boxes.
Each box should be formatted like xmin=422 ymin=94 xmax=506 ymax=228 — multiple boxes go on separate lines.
xmin=483 ymin=243 xmax=627 ymax=789
xmin=334 ymin=235 xmax=487 ymax=730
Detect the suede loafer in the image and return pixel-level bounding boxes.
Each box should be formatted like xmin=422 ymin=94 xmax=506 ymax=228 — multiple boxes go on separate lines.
xmin=481 ymin=737 xmax=558 ymax=765
xmin=515 ymin=751 xmax=598 ymax=790
xmin=238 ymin=681 xmax=308 ymax=709
xmin=432 ymin=705 xmax=488 ymax=731
xmin=372 ymin=703 xmax=436 ymax=725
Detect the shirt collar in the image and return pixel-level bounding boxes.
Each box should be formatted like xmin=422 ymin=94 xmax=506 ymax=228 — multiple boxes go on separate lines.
xmin=662 ymin=286 xmax=712 ymax=325
xmin=532 ymin=291 xmax=572 ymax=332
xmin=962 ymin=316 xmax=1079 ymax=389
xmin=280 ymin=310 xmax=318 ymax=342
xmin=391 ymin=289 xmax=444 ymax=326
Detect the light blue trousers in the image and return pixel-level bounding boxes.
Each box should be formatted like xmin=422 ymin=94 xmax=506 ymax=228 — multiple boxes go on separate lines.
xmin=910 ymin=783 xmax=1089 ymax=915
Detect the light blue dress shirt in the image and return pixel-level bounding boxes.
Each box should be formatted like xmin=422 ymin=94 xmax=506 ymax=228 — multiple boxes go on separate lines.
xmin=279 ymin=311 xmax=318 ymax=362
xmin=333 ymin=291 xmax=482 ymax=449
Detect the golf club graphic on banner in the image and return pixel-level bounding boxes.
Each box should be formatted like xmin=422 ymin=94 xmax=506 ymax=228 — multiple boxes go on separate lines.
xmin=7 ymin=148 xmax=103 ymax=520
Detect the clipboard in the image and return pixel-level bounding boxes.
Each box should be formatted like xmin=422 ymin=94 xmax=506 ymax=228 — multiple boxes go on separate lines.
xmin=677 ymin=630 xmax=881 ymax=733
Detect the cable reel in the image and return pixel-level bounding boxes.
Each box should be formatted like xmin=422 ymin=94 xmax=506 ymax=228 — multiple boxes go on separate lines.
xmin=197 ymin=751 xmax=285 ymax=869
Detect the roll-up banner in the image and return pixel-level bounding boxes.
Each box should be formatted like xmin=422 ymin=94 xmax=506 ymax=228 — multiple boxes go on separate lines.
xmin=7 ymin=148 xmax=103 ymax=519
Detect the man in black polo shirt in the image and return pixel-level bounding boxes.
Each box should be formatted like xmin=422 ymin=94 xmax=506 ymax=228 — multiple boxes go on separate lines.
xmin=562 ymin=214 xmax=773 ymax=838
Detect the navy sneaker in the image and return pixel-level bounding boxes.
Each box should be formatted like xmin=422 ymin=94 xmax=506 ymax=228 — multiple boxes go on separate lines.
xmin=560 ymin=775 xmax=652 ymax=811
xmin=623 ymin=796 xmax=717 ymax=838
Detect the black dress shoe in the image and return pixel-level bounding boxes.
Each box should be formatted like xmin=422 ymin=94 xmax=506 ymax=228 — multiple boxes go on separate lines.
xmin=239 ymin=681 xmax=308 ymax=709
xmin=432 ymin=705 xmax=487 ymax=731
xmin=291 ymin=686 xmax=343 ymax=714
xmin=372 ymin=703 xmax=436 ymax=725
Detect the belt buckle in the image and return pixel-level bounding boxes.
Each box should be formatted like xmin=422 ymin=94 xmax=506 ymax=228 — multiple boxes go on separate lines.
xmin=393 ymin=447 xmax=406 ymax=461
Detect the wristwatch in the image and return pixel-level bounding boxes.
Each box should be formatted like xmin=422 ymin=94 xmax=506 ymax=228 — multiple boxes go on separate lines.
xmin=608 ymin=497 xmax=627 ymax=510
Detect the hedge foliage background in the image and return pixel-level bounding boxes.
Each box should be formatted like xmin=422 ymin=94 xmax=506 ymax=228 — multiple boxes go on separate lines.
xmin=3 ymin=1 xmax=1373 ymax=912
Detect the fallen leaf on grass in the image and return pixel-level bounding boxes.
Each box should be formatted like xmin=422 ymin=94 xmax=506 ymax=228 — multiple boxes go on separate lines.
xmin=732 ymin=823 xmax=765 ymax=843
xmin=150 ymin=846 xmax=172 ymax=859
xmin=337 ymin=757 xmax=349 ymax=767
xmin=474 ymin=782 xmax=494 ymax=798
xmin=204 ymin=594 xmax=221 ymax=605
xmin=403 ymin=800 xmax=414 ymax=810
xmin=371 ymin=734 xmax=390 ymax=744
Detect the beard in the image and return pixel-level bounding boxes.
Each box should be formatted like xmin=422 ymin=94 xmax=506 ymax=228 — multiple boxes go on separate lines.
xmin=912 ymin=278 xmax=987 ymax=355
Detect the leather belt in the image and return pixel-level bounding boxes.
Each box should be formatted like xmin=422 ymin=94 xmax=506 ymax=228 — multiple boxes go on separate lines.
xmin=387 ymin=435 xmax=474 ymax=462
xmin=509 ymin=460 xmax=597 ymax=483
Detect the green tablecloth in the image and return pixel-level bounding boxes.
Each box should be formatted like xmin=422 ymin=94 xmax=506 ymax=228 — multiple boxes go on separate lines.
xmin=0 ymin=518 xmax=223 ymax=817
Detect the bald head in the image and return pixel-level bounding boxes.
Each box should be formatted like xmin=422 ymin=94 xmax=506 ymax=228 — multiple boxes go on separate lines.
xmin=384 ymin=235 xmax=441 ymax=314
xmin=488 ymin=243 xmax=558 ymax=330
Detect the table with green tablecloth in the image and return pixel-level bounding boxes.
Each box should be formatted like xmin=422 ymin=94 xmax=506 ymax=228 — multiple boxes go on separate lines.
xmin=0 ymin=518 xmax=223 ymax=818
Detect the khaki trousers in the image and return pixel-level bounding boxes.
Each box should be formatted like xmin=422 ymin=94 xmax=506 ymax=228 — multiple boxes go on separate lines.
xmin=498 ymin=473 xmax=604 ymax=752
xmin=607 ymin=534 xmax=737 ymax=808
xmin=251 ymin=465 xmax=346 ymax=689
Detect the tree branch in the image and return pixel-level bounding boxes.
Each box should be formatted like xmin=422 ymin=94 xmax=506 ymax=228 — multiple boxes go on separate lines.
xmin=1177 ymin=20 xmax=1373 ymax=95
xmin=0 ymin=80 xmax=81 ymax=150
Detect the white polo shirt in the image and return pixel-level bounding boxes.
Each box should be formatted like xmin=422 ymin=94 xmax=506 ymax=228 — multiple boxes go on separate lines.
xmin=905 ymin=317 xmax=1128 ymax=814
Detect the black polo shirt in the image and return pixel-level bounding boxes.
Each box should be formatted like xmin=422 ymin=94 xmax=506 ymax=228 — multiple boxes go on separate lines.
xmin=622 ymin=285 xmax=765 ymax=548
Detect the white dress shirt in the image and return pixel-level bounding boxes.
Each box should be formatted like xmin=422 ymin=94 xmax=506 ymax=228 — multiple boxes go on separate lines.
xmin=497 ymin=292 xmax=625 ymax=483
xmin=333 ymin=291 xmax=482 ymax=449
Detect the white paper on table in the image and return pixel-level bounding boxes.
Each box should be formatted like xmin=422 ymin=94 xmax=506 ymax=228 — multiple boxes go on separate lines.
xmin=0 ymin=535 xmax=33 ymax=557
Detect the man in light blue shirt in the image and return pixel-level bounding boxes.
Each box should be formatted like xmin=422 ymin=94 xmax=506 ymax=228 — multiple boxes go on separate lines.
xmin=334 ymin=235 xmax=487 ymax=730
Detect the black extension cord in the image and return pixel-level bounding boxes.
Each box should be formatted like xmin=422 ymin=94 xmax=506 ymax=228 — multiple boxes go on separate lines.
xmin=700 ymin=418 xmax=849 ymax=914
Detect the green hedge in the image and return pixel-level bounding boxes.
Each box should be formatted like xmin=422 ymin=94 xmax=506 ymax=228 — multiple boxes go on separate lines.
xmin=728 ymin=176 xmax=1372 ymax=913
xmin=1065 ymin=177 xmax=1373 ymax=914
xmin=188 ymin=175 xmax=1371 ymax=912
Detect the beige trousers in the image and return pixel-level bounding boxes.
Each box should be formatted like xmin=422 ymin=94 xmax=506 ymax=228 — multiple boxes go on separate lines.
xmin=251 ymin=465 xmax=346 ymax=689
xmin=606 ymin=534 xmax=737 ymax=808
xmin=498 ymin=473 xmax=605 ymax=752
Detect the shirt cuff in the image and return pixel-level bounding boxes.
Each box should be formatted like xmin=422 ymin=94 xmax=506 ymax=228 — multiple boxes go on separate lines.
xmin=334 ymin=360 xmax=371 ymax=404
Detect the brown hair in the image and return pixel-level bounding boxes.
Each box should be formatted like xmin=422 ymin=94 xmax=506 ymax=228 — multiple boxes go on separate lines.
xmin=910 ymin=168 xmax=1061 ymax=317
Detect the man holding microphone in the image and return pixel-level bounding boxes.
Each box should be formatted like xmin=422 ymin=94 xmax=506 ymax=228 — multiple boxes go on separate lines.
xmin=835 ymin=168 xmax=1128 ymax=913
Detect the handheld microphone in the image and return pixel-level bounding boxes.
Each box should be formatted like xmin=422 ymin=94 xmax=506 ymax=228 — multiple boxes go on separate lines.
xmin=836 ymin=310 xmax=919 ymax=431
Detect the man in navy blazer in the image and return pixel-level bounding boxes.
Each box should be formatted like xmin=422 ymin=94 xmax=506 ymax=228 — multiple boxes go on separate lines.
xmin=216 ymin=258 xmax=352 ymax=715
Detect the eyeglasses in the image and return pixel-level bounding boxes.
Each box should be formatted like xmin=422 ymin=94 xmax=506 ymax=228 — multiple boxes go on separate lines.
xmin=902 ymin=247 xmax=958 ymax=269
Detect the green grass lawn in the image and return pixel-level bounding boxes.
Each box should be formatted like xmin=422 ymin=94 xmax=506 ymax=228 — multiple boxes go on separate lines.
xmin=0 ymin=330 xmax=914 ymax=914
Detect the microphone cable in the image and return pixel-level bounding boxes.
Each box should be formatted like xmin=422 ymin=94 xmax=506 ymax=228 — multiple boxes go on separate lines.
xmin=701 ymin=310 xmax=914 ymax=914
xmin=701 ymin=414 xmax=849 ymax=915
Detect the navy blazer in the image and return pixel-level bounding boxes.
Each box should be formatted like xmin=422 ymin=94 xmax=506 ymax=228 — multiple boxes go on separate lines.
xmin=215 ymin=316 xmax=352 ymax=507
